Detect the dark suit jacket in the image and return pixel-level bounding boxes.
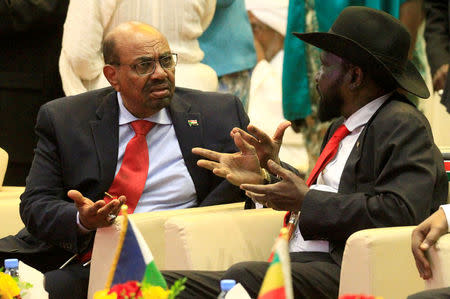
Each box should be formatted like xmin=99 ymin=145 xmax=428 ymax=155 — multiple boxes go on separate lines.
xmin=1 ymin=86 xmax=249 ymax=271
xmin=298 ymin=93 xmax=448 ymax=266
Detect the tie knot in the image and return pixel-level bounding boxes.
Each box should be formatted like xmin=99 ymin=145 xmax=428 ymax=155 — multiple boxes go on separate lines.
xmin=131 ymin=120 xmax=154 ymax=136
xmin=332 ymin=124 xmax=350 ymax=141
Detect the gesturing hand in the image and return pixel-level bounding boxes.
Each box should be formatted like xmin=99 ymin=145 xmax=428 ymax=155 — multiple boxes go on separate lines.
xmin=240 ymin=160 xmax=309 ymax=211
xmin=68 ymin=190 xmax=125 ymax=230
xmin=411 ymin=208 xmax=449 ymax=280
xmin=192 ymin=132 xmax=263 ymax=186
xmin=231 ymin=121 xmax=291 ymax=169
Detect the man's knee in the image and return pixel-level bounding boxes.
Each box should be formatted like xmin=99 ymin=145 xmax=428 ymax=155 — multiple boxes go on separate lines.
xmin=44 ymin=264 xmax=89 ymax=299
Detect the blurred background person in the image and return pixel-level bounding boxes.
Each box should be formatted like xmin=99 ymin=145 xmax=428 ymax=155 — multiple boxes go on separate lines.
xmin=199 ymin=0 xmax=257 ymax=110
xmin=59 ymin=0 xmax=218 ymax=96
xmin=282 ymin=0 xmax=430 ymax=175
xmin=424 ymin=0 xmax=450 ymax=113
xmin=0 ymin=0 xmax=69 ymax=186
xmin=245 ymin=0 xmax=308 ymax=172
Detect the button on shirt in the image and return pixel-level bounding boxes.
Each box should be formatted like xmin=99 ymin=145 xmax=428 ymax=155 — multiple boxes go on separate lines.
xmin=116 ymin=93 xmax=198 ymax=212
xmin=289 ymin=92 xmax=392 ymax=253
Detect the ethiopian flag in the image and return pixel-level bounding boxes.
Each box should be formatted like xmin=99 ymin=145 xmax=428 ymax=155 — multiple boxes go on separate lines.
xmin=105 ymin=205 xmax=167 ymax=290
xmin=257 ymin=229 xmax=293 ymax=299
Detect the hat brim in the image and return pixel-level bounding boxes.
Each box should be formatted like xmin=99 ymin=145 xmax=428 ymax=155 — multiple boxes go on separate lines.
xmin=293 ymin=32 xmax=430 ymax=99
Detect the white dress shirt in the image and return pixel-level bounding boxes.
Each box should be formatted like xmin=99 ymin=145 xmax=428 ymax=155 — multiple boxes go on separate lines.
xmin=116 ymin=93 xmax=197 ymax=212
xmin=289 ymin=92 xmax=393 ymax=252
xmin=441 ymin=204 xmax=450 ymax=232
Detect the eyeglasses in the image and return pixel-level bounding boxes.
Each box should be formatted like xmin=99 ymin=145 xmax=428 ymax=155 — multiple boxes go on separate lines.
xmin=115 ymin=53 xmax=178 ymax=76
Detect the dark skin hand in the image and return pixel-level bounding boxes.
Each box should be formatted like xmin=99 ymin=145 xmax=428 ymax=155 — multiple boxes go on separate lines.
xmin=411 ymin=207 xmax=449 ymax=279
xmin=192 ymin=132 xmax=263 ymax=186
xmin=68 ymin=190 xmax=125 ymax=230
xmin=241 ymin=159 xmax=309 ymax=212
xmin=230 ymin=121 xmax=291 ymax=170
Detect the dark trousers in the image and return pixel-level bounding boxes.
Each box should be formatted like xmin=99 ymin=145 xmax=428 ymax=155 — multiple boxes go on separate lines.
xmin=44 ymin=263 xmax=90 ymax=299
xmin=407 ymin=287 xmax=450 ymax=299
xmin=163 ymin=252 xmax=341 ymax=299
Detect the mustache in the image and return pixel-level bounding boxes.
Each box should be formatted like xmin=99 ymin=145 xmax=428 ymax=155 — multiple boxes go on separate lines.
xmin=143 ymin=79 xmax=173 ymax=92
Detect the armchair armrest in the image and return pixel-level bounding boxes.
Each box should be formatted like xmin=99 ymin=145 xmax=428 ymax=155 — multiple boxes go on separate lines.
xmin=164 ymin=208 xmax=285 ymax=271
xmin=425 ymin=233 xmax=450 ymax=290
xmin=339 ymin=226 xmax=425 ymax=299
xmin=0 ymin=197 xmax=24 ymax=237
xmin=88 ymin=202 xmax=244 ymax=298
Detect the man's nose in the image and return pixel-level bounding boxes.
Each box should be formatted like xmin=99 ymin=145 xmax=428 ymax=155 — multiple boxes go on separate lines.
xmin=150 ymin=61 xmax=166 ymax=79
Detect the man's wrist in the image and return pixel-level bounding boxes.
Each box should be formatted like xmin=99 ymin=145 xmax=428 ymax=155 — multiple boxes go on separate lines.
xmin=440 ymin=204 xmax=450 ymax=232
xmin=261 ymin=168 xmax=271 ymax=184
xmin=76 ymin=212 xmax=94 ymax=234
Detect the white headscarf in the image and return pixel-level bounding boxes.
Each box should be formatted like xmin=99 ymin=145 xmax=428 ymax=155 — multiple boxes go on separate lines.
xmin=245 ymin=0 xmax=289 ymax=36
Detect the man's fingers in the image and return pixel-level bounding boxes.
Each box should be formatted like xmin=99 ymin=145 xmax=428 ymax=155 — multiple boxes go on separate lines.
xmin=266 ymin=159 xmax=292 ymax=180
xmin=231 ymin=127 xmax=260 ymax=147
xmin=233 ymin=132 xmax=255 ymax=155
xmin=240 ymin=183 xmax=270 ymax=194
xmin=192 ymin=147 xmax=221 ymax=162
xmin=272 ymin=121 xmax=291 ymax=143
xmin=197 ymin=159 xmax=221 ymax=171
xmin=247 ymin=124 xmax=272 ymax=144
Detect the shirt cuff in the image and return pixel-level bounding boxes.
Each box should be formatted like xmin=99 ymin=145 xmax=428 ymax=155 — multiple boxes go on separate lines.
xmin=76 ymin=212 xmax=94 ymax=234
xmin=440 ymin=204 xmax=450 ymax=233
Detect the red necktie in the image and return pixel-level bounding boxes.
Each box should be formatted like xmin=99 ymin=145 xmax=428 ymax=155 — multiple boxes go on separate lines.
xmin=105 ymin=120 xmax=155 ymax=214
xmin=283 ymin=124 xmax=351 ymax=242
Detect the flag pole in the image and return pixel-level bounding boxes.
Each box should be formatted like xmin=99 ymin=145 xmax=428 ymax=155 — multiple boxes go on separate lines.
xmin=105 ymin=205 xmax=129 ymax=289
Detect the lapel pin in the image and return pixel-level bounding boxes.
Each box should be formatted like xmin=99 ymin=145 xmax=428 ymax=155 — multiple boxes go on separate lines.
xmin=188 ymin=119 xmax=199 ymax=127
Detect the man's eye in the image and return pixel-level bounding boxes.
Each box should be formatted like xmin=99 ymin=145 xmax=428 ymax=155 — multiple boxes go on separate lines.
xmin=137 ymin=61 xmax=154 ymax=71
xmin=160 ymin=56 xmax=173 ymax=67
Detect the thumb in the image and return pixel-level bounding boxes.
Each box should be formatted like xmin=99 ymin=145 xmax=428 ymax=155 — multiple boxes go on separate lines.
xmin=420 ymin=228 xmax=441 ymax=250
xmin=234 ymin=132 xmax=255 ymax=155
xmin=273 ymin=121 xmax=291 ymax=143
xmin=68 ymin=190 xmax=87 ymax=208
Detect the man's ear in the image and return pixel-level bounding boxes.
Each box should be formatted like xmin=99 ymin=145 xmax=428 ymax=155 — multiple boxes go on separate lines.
xmin=103 ymin=65 xmax=120 ymax=91
xmin=348 ymin=66 xmax=364 ymax=90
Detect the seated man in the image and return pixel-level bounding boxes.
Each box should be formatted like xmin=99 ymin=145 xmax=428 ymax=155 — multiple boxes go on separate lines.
xmin=409 ymin=204 xmax=450 ymax=298
xmin=0 ymin=22 xmax=249 ymax=298
xmin=163 ymin=7 xmax=448 ymax=298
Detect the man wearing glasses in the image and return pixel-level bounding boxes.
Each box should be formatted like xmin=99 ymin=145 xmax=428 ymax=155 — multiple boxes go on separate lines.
xmin=0 ymin=22 xmax=249 ymax=298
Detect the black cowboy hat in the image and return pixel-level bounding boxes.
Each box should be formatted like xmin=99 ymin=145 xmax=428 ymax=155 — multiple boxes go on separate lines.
xmin=294 ymin=6 xmax=429 ymax=99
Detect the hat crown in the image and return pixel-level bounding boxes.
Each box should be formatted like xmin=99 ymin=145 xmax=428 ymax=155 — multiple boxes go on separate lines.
xmin=330 ymin=6 xmax=410 ymax=67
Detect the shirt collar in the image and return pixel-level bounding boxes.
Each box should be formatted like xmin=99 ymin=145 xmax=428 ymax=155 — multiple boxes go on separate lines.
xmin=117 ymin=92 xmax=172 ymax=125
xmin=344 ymin=91 xmax=393 ymax=132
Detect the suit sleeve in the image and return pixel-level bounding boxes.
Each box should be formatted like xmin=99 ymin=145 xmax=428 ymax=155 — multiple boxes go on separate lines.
xmin=19 ymin=104 xmax=92 ymax=254
xmin=424 ymin=0 xmax=450 ymax=75
xmin=299 ymin=109 xmax=445 ymax=242
xmin=199 ymin=95 xmax=251 ymax=207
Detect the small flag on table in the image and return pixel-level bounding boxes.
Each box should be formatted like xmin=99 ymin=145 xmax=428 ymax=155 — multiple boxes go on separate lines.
xmin=257 ymin=228 xmax=293 ymax=299
xmin=105 ymin=205 xmax=167 ymax=290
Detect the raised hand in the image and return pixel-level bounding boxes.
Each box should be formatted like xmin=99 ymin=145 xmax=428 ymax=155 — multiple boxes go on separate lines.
xmin=411 ymin=207 xmax=449 ymax=280
xmin=192 ymin=132 xmax=263 ymax=186
xmin=230 ymin=121 xmax=291 ymax=169
xmin=240 ymin=160 xmax=309 ymax=211
xmin=68 ymin=190 xmax=125 ymax=230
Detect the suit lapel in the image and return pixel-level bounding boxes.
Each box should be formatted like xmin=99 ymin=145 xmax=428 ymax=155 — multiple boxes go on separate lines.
xmin=90 ymin=90 xmax=119 ymax=199
xmin=169 ymin=93 xmax=206 ymax=197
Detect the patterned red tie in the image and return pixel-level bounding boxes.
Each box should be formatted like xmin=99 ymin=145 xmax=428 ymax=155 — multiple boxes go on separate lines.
xmin=105 ymin=120 xmax=155 ymax=214
xmin=284 ymin=124 xmax=351 ymax=241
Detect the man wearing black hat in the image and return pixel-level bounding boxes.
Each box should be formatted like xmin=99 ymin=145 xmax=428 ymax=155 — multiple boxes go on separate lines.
xmin=163 ymin=6 xmax=448 ymax=298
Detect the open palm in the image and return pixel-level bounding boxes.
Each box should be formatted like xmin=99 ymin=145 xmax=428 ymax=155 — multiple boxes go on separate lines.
xmin=192 ymin=132 xmax=263 ymax=186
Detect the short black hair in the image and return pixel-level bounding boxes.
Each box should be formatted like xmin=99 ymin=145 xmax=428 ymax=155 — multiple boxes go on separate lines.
xmin=103 ymin=35 xmax=120 ymax=65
